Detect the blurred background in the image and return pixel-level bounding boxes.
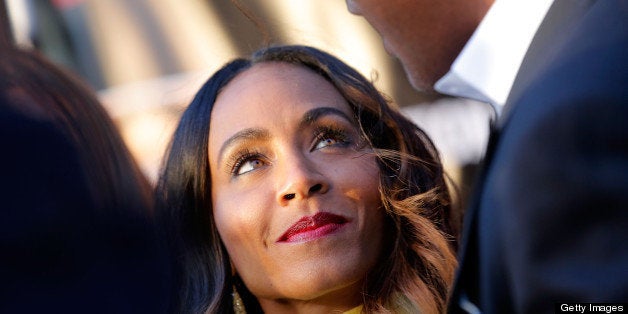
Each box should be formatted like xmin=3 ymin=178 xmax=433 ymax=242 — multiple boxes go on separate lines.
xmin=4 ymin=0 xmax=492 ymax=204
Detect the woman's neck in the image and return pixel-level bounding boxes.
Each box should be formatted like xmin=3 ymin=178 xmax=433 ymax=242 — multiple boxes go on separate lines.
xmin=256 ymin=281 xmax=363 ymax=314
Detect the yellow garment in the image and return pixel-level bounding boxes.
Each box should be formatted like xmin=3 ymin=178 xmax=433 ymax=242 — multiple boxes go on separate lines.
xmin=343 ymin=305 xmax=363 ymax=314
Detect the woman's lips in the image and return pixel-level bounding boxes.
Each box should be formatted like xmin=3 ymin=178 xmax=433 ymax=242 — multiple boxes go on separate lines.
xmin=277 ymin=212 xmax=348 ymax=243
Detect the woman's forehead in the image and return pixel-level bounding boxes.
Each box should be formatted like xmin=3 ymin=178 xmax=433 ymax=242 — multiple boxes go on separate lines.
xmin=212 ymin=62 xmax=349 ymax=123
xmin=219 ymin=62 xmax=331 ymax=98
xmin=207 ymin=62 xmax=353 ymax=153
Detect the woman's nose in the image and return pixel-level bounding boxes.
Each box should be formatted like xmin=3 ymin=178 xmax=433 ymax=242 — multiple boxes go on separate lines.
xmin=276 ymin=153 xmax=329 ymax=205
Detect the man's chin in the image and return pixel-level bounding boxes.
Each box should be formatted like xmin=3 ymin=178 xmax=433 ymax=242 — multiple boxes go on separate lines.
xmin=382 ymin=40 xmax=395 ymax=57
xmin=406 ymin=70 xmax=437 ymax=94
xmin=391 ymin=49 xmax=439 ymax=93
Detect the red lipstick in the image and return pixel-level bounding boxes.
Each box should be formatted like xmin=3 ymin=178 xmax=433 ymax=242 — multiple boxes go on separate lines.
xmin=277 ymin=212 xmax=348 ymax=243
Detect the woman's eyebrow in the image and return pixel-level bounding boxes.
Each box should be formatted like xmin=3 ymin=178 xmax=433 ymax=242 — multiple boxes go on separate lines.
xmin=299 ymin=107 xmax=353 ymax=128
xmin=217 ymin=128 xmax=270 ymax=165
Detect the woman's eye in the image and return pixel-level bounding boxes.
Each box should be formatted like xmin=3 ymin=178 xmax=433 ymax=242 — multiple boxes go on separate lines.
xmin=235 ymin=158 xmax=264 ymax=175
xmin=229 ymin=150 xmax=265 ymax=176
xmin=314 ymin=137 xmax=341 ymax=150
xmin=312 ymin=128 xmax=350 ymax=151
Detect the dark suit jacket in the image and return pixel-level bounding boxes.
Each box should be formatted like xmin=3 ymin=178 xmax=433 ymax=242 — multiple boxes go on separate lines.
xmin=449 ymin=1 xmax=628 ymax=313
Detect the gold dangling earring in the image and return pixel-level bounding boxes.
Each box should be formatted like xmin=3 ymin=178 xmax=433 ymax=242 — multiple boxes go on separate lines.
xmin=232 ymin=284 xmax=247 ymax=314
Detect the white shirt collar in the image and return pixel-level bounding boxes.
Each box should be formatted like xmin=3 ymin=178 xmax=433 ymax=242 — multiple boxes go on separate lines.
xmin=434 ymin=0 xmax=554 ymax=113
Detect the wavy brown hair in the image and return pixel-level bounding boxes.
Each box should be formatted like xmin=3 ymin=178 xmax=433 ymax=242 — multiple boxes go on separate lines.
xmin=156 ymin=45 xmax=458 ymax=313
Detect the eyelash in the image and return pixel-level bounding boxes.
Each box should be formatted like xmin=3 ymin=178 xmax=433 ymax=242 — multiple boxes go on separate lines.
xmin=227 ymin=148 xmax=265 ymax=176
xmin=311 ymin=126 xmax=351 ymax=151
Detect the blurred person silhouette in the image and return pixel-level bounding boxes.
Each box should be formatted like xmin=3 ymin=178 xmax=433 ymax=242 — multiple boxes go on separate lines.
xmin=0 ymin=46 xmax=170 ymax=313
xmin=345 ymin=0 xmax=628 ymax=313
xmin=156 ymin=45 xmax=459 ymax=313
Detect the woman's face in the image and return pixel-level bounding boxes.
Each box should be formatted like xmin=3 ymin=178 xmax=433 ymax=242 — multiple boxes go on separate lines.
xmin=207 ymin=62 xmax=385 ymax=307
